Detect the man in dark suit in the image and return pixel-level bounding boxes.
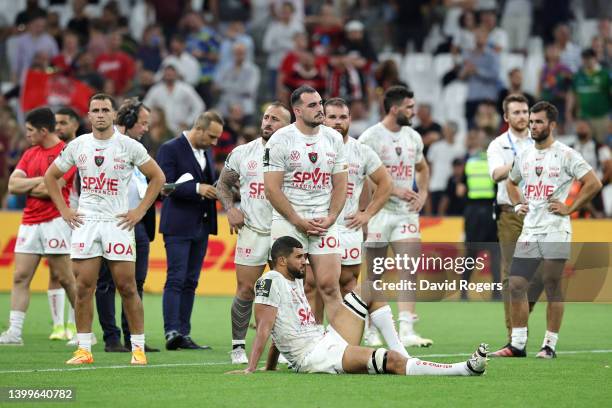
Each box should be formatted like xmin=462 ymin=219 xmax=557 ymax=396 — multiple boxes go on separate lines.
xmin=95 ymin=98 xmax=160 ymax=352
xmin=157 ymin=111 xmax=222 ymax=350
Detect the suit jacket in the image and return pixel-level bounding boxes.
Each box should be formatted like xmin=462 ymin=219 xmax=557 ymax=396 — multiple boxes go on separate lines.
xmin=156 ymin=134 xmax=218 ymax=237
xmin=142 ymin=205 xmax=156 ymax=241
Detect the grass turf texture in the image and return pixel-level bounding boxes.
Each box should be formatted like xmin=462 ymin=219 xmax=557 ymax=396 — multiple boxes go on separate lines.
xmin=0 ymin=293 xmax=610 ymax=408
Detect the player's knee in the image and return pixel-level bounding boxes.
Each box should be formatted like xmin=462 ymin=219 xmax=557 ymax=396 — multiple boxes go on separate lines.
xmin=12 ymin=270 xmax=31 ymax=287
xmin=366 ymin=348 xmax=389 ymax=374
xmin=115 ymin=280 xmax=137 ymax=298
xmin=509 ymin=276 xmax=528 ymax=296
xmin=76 ymin=281 xmax=95 ymax=300
xmin=343 ymin=291 xmax=368 ymax=320
xmin=317 ymin=278 xmax=340 ymax=298
xmin=236 ymin=283 xmax=255 ymax=301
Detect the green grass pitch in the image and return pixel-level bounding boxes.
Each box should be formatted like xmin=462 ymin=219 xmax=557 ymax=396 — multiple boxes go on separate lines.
xmin=0 ymin=293 xmax=611 ymax=407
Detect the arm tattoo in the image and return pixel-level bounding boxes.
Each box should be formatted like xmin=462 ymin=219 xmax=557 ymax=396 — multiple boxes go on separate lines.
xmin=217 ymin=167 xmax=240 ymax=211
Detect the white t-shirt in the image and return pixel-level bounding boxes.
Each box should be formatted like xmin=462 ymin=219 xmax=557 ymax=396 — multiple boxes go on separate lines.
xmin=509 ymin=141 xmax=592 ymax=234
xmin=254 ymin=270 xmax=324 ymax=366
xmin=359 ymin=122 xmax=424 ymax=213
xmin=338 ymin=137 xmax=382 ymax=227
xmin=487 ymin=130 xmax=534 ymax=205
xmin=263 ymin=123 xmax=348 ymax=219
xmin=54 ymin=132 xmax=151 ymax=221
xmin=427 ymin=139 xmax=465 ymax=192
xmin=225 ymin=138 xmax=272 ymax=234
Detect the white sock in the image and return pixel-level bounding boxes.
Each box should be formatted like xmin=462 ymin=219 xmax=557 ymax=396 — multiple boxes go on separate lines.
xmin=398 ymin=311 xmax=416 ymax=336
xmin=406 ymin=358 xmax=470 ymax=376
xmin=130 ymin=334 xmax=145 ymax=351
xmin=232 ymin=339 xmax=246 ymax=349
xmin=511 ymin=327 xmax=528 ymax=350
xmin=67 ymin=306 xmax=75 ymax=325
xmin=77 ymin=333 xmax=92 ymax=352
xmin=8 ymin=310 xmax=26 ymax=337
xmin=370 ymin=306 xmax=409 ymax=358
xmin=542 ymin=330 xmax=558 ymax=350
xmin=47 ymin=289 xmax=65 ymax=327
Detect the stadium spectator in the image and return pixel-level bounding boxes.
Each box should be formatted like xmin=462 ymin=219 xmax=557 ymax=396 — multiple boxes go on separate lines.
xmin=209 ymin=0 xmax=252 ymax=24
xmin=217 ymin=21 xmax=255 ymax=70
xmin=534 ymin=0 xmax=573 ymax=44
xmin=414 ymin=103 xmax=442 ymax=158
xmin=571 ymin=120 xmax=612 ymax=218
xmin=157 ymin=111 xmax=222 ymax=351
xmin=391 ymin=0 xmax=430 ymax=53
xmin=427 ymin=121 xmax=465 ymax=215
xmin=478 ymin=8 xmax=508 ymax=53
xmin=474 ymin=100 xmax=501 ymax=137
xmin=263 ymin=2 xmax=304 ymax=97
xmin=538 ymin=43 xmax=573 ymax=132
xmin=459 ymin=28 xmax=501 ymax=127
xmin=94 ymin=29 xmax=136 ymax=96
xmin=66 ymin=0 xmax=90 ymax=44
xmin=159 ymin=34 xmax=200 ymax=87
xmin=307 ymin=3 xmax=344 ymax=56
xmin=126 ymin=68 xmax=156 ymax=101
xmin=347 ymin=99 xmax=372 ymax=138
xmin=46 ymin=11 xmax=62 ymax=47
xmin=214 ymin=42 xmax=261 ymax=119
xmin=183 ymin=10 xmax=221 ymax=107
xmin=149 ymin=0 xmax=190 ymax=43
xmin=135 ymin=24 xmax=165 ymax=73
xmin=141 ymin=107 xmax=173 ymax=159
xmin=144 ymin=60 xmax=206 ymax=134
xmin=497 ymin=68 xmax=536 ymax=117
xmin=215 ymin=103 xmax=249 ymax=170
xmin=566 ymin=48 xmax=611 ymax=143
xmin=500 ymin=0 xmax=532 ymax=52
xmin=129 ymin=0 xmax=157 ymax=42
xmin=278 ymin=47 xmax=327 ymax=106
xmin=8 ymin=10 xmax=58 ymax=84
xmin=552 ymin=23 xmax=582 ymax=73
xmin=95 ymin=99 xmax=159 ymax=353
xmin=51 ymin=30 xmax=80 ymax=76
xmin=590 ymin=35 xmax=611 ymax=69
xmin=438 ymin=158 xmax=467 ymax=216
xmin=14 ymin=0 xmax=46 ymax=29
xmin=451 ymin=9 xmax=478 ymax=54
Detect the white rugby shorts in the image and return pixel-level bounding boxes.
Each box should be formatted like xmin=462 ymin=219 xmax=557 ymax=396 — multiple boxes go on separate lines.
xmin=14 ymin=217 xmax=71 ymax=255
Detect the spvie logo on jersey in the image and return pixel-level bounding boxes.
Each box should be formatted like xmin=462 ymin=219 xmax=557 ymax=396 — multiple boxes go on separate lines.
xmin=525 ymin=181 xmax=554 ymax=200
xmin=387 ymin=161 xmax=412 ymax=180
xmin=292 ymin=167 xmax=331 ymax=189
xmin=248 ymin=182 xmax=266 ymax=199
xmin=81 ymin=172 xmax=119 ymax=195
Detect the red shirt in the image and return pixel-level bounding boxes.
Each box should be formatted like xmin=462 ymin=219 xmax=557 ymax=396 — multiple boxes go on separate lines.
xmin=16 ymin=141 xmax=76 ymax=225
xmin=94 ymin=51 xmax=136 ymax=95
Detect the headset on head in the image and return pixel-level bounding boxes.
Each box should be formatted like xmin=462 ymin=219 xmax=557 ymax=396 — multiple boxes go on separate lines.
xmin=121 ymin=101 xmax=143 ymax=130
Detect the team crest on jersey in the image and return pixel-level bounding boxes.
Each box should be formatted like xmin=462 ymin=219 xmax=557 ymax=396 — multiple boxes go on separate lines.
xmin=308 ymin=152 xmax=318 ymax=163
xmin=395 ymin=147 xmax=402 ymax=156
xmin=95 ymin=156 xmax=105 ymax=166
xmin=535 ymin=166 xmax=543 ymax=177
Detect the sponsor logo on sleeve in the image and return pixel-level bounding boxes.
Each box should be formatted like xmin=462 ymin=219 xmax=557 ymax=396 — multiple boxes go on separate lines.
xmin=255 ymin=278 xmax=272 ymax=297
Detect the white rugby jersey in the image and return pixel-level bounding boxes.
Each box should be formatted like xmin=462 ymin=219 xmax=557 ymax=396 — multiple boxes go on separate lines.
xmin=359 ymin=122 xmax=424 ymax=213
xmin=225 ymin=138 xmax=272 ymax=234
xmin=263 ymin=124 xmax=347 ymax=219
xmin=54 ymin=131 xmax=151 ymax=220
xmin=509 ymin=140 xmax=591 ymax=234
xmin=254 ymin=270 xmax=324 ymax=366
xmin=337 ymin=137 xmax=382 ymax=227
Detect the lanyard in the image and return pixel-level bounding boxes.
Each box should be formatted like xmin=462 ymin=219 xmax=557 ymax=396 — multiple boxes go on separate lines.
xmin=506 ymin=131 xmax=533 ymax=156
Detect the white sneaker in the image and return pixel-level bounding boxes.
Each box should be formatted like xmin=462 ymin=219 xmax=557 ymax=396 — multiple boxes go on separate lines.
xmin=363 ymin=327 xmax=383 ymax=347
xmin=467 ymin=343 xmax=489 ymax=375
xmin=401 ymin=333 xmax=433 ymax=348
xmin=230 ymin=347 xmax=249 ymax=364
xmin=0 ymin=330 xmax=23 ymax=345
xmin=66 ymin=333 xmax=97 ymax=347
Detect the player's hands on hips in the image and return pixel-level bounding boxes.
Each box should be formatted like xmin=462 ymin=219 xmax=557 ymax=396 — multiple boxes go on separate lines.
xmin=406 ymin=191 xmax=426 ymax=212
xmin=198 ymin=183 xmax=217 ymax=200
xmin=116 ymin=208 xmax=145 ymax=230
xmin=294 ymin=217 xmax=327 ymax=236
xmin=227 ymin=207 xmax=245 ymax=234
xmin=514 ymin=203 xmax=529 ymax=215
xmin=61 ymin=207 xmax=84 ymax=229
xmin=345 ymin=211 xmax=370 ymax=230
xmin=548 ymin=199 xmax=570 ymax=215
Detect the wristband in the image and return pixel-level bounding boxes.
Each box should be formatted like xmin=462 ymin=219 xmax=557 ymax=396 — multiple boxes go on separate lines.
xmin=514 ymin=203 xmax=523 ymax=213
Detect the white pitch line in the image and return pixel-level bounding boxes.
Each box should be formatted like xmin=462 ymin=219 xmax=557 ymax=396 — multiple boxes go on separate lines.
xmin=1 ymin=349 xmax=611 ymax=375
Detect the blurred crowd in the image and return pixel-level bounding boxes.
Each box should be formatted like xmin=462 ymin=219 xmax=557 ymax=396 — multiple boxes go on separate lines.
xmin=0 ymin=0 xmax=610 ymax=216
